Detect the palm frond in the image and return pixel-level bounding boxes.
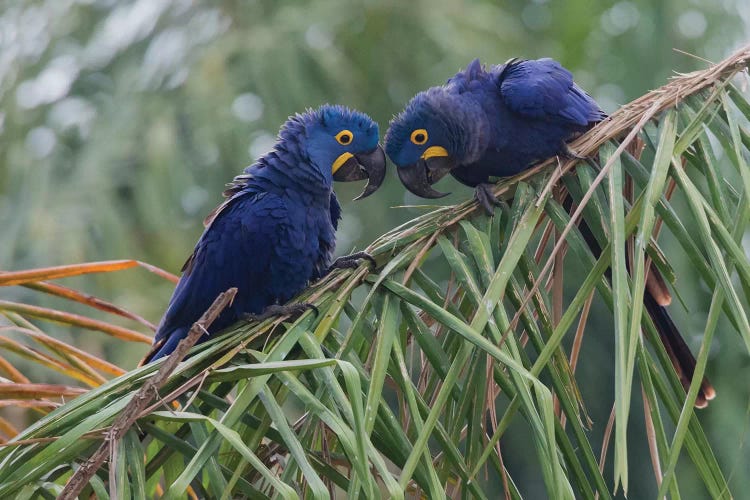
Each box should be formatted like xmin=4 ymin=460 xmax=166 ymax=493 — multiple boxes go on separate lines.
xmin=1 ymin=45 xmax=749 ymax=498
xmin=0 ymin=261 xmax=178 ymax=414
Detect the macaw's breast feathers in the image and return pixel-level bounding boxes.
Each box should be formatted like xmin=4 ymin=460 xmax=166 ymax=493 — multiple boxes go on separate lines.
xmin=498 ymin=58 xmax=605 ymax=126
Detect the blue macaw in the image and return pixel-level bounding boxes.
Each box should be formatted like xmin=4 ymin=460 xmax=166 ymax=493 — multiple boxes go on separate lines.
xmin=142 ymin=105 xmax=385 ymax=363
xmin=384 ymin=58 xmax=714 ymax=406
xmin=385 ymin=57 xmax=605 ymax=213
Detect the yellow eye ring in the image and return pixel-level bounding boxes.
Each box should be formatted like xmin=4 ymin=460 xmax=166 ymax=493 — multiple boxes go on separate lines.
xmin=335 ymin=129 xmax=353 ymax=145
xmin=410 ymin=129 xmax=428 ymax=145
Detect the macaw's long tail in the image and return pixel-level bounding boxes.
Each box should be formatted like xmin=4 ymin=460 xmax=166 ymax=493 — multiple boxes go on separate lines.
xmin=642 ymin=292 xmax=715 ymax=408
xmin=565 ymin=196 xmax=715 ymax=408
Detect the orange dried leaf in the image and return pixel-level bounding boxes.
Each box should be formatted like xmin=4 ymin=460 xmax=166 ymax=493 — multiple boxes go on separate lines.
xmin=136 ymin=260 xmax=180 ymax=284
xmin=0 ymin=383 xmax=87 ymax=399
xmin=0 ymin=260 xmax=138 ymax=286
xmin=0 ymin=259 xmax=179 ymax=286
xmin=0 ymin=354 xmax=30 ymax=383
xmin=0 ymin=335 xmax=105 ymax=388
xmin=0 ymin=399 xmax=59 ymax=410
xmin=23 ymin=281 xmax=156 ymax=331
xmin=0 ymin=417 xmax=19 ymax=442
xmin=0 ymin=326 xmax=125 ymax=378
xmin=0 ymin=300 xmax=152 ymax=344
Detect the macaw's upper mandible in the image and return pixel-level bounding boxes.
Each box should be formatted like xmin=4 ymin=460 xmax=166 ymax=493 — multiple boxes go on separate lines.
xmin=384 ymin=57 xmax=606 ymax=213
xmin=141 ymin=105 xmax=385 ymax=364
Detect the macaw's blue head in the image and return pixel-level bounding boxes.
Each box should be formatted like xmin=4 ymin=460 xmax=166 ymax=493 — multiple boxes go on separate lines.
xmin=278 ymin=105 xmax=385 ymax=200
xmin=385 ymin=87 xmax=488 ymax=198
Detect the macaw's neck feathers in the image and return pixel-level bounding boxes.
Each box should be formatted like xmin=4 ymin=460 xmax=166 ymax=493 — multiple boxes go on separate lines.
xmin=386 ymin=87 xmax=489 ymax=165
xmin=202 ymin=173 xmax=251 ymax=228
xmin=464 ymin=58 xmax=484 ymax=80
xmin=203 ymin=104 xmax=377 ymax=228
xmin=446 ymin=58 xmax=491 ymax=94
xmin=200 ymin=109 xmax=333 ymax=228
xmin=239 ymin=112 xmax=327 ymax=193
xmin=221 ymin=172 xmax=253 ymax=198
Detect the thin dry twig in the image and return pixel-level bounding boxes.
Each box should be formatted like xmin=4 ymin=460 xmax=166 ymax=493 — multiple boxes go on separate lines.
xmin=58 ymin=288 xmax=237 ymax=500
xmin=599 ymin=404 xmax=617 ymax=473
xmin=505 ymin=99 xmax=663 ymax=339
xmin=560 ymin=289 xmax=595 ymax=429
xmin=642 ymin=386 xmax=664 ymax=494
xmin=402 ymin=230 xmax=441 ymax=285
xmin=551 ymin=198 xmax=565 ymax=419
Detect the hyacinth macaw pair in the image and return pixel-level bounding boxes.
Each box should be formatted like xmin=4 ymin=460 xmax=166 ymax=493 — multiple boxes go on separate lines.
xmin=143 ymin=57 xmax=713 ymax=407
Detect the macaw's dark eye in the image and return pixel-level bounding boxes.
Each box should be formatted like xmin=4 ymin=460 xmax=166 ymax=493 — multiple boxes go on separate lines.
xmin=335 ymin=130 xmax=353 ymax=145
xmin=411 ymin=129 xmax=428 ymax=145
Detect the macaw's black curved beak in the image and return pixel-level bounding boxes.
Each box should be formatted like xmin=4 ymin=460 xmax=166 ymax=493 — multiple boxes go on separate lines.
xmin=332 ymin=145 xmax=387 ymax=200
xmin=396 ymin=155 xmax=455 ymax=199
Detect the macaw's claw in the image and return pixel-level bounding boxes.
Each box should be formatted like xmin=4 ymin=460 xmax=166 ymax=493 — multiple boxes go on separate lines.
xmin=560 ymin=143 xmax=602 ymax=172
xmin=560 ymin=143 xmax=588 ymax=160
xmin=474 ymin=183 xmax=502 ymax=216
xmin=242 ymin=302 xmax=318 ymax=322
xmin=330 ymin=251 xmax=376 ymax=271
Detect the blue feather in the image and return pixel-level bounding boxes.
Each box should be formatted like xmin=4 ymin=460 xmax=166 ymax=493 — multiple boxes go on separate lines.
xmin=144 ymin=105 xmax=378 ymax=363
xmin=385 ymin=57 xmax=605 ymax=183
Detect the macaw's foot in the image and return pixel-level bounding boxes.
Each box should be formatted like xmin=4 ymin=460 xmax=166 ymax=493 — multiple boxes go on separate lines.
xmin=242 ymin=303 xmax=318 ymax=322
xmin=474 ymin=183 xmax=502 ymax=216
xmin=329 ymin=251 xmax=376 ymax=271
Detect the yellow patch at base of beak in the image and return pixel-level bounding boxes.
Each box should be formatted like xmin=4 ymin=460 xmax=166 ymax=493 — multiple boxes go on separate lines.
xmin=421 ymin=146 xmax=449 ymax=159
xmin=332 ymin=152 xmax=354 ymax=174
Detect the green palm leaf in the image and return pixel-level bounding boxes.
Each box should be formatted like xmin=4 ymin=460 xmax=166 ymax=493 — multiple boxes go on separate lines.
xmin=1 ymin=45 xmax=749 ymax=499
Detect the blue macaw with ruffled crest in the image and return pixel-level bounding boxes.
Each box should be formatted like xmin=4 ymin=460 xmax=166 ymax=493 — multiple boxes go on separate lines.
xmin=143 ymin=105 xmax=385 ymax=362
xmin=384 ymin=57 xmax=714 ymax=407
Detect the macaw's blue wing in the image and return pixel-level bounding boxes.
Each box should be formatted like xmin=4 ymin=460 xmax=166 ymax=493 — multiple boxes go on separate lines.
xmin=144 ymin=190 xmax=288 ymax=362
xmin=329 ymin=192 xmax=341 ymax=230
xmin=498 ymin=58 xmax=605 ymax=127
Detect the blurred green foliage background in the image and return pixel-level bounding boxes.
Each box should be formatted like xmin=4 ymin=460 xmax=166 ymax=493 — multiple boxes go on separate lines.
xmin=1 ymin=0 xmax=748 ymax=497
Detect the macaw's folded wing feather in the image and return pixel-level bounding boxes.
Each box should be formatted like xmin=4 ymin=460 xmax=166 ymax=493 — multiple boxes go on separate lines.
xmin=144 ymin=191 xmax=290 ymax=363
xmin=498 ymin=58 xmax=606 ymax=126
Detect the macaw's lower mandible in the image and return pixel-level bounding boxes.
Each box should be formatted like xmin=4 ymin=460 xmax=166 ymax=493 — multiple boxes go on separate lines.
xmin=384 ymin=57 xmax=606 ymax=214
xmin=141 ymin=105 xmax=385 ymax=363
